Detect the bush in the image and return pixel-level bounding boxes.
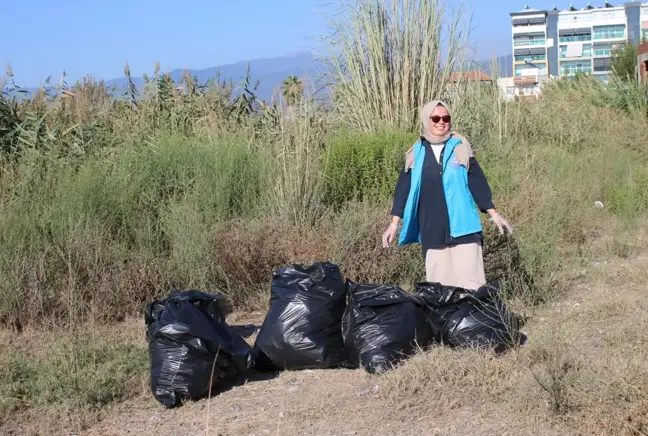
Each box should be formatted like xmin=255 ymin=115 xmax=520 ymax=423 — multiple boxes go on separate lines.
xmin=2 ymin=61 xmax=648 ymax=326
xmin=323 ymin=130 xmax=415 ymax=207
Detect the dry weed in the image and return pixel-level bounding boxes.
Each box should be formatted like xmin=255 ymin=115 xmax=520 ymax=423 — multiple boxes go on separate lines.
xmin=379 ymin=346 xmax=524 ymax=414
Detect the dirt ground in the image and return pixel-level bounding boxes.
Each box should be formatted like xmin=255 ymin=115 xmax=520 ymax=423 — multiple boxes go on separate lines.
xmin=81 ymin=253 xmax=648 ymax=435
xmin=5 ymin=239 xmax=648 ymax=436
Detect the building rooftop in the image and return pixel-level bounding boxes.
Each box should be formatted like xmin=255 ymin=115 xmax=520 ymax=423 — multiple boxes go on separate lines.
xmin=511 ymin=1 xmax=631 ymax=15
xmin=511 ymin=5 xmax=545 ymax=15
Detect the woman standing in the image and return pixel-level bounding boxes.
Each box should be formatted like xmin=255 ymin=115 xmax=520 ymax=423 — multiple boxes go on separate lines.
xmin=382 ymin=100 xmax=512 ymax=290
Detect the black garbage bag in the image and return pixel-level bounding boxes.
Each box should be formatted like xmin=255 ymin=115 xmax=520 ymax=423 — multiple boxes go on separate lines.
xmin=342 ymin=281 xmax=431 ymax=374
xmin=252 ymin=262 xmax=347 ymax=371
xmin=415 ymin=282 xmax=521 ymax=352
xmin=145 ymin=290 xmax=252 ymax=408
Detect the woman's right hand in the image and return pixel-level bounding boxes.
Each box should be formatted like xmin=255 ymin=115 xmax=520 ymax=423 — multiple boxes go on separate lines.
xmin=382 ymin=223 xmax=398 ymax=248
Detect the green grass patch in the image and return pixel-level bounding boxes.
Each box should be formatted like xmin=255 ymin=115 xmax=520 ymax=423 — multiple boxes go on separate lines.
xmin=0 ymin=331 xmax=148 ymax=417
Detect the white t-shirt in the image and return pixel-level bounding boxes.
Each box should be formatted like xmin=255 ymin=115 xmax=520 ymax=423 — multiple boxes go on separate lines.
xmin=430 ymin=143 xmax=444 ymax=164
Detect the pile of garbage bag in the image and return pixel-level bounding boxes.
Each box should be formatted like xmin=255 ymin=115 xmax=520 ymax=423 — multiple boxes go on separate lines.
xmin=253 ymin=262 xmax=347 ymax=370
xmin=342 ymin=281 xmax=431 ymax=373
xmin=415 ymin=282 xmax=522 ymax=352
xmin=145 ymin=262 xmax=523 ymax=406
xmin=145 ymin=290 xmax=253 ymax=408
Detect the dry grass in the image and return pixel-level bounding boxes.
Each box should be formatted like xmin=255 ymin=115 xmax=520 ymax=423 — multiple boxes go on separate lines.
xmin=1 ymin=224 xmax=646 ymax=436
xmin=0 ymin=318 xmax=149 ymax=435
xmin=209 ymin=204 xmax=425 ymax=308
xmin=378 ymin=223 xmax=648 ymax=435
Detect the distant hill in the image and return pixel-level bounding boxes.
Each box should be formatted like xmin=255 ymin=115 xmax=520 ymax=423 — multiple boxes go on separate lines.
xmin=4 ymin=51 xmax=514 ymax=102
xmin=104 ymin=52 xmax=325 ymax=102
xmin=4 ymin=52 xmax=326 ymax=103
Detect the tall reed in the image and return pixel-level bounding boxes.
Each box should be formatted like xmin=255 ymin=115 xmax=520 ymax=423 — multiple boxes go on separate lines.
xmin=323 ymin=0 xmax=472 ymax=132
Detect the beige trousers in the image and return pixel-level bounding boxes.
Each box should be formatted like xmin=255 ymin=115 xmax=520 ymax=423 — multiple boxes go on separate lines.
xmin=425 ymin=242 xmax=486 ymax=290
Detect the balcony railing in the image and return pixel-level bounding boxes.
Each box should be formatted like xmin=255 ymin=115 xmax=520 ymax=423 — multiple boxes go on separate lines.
xmin=593 ymin=48 xmax=612 ymax=57
xmin=560 ymin=66 xmax=592 ymax=75
xmin=593 ymin=25 xmax=626 ymax=40
xmin=515 ymin=68 xmax=548 ymax=77
xmin=560 ymin=50 xmax=592 ymax=58
xmin=514 ymin=39 xmax=546 ymax=47
xmin=515 ymin=54 xmax=547 ymax=62
xmin=559 ymin=35 xmax=591 ymax=43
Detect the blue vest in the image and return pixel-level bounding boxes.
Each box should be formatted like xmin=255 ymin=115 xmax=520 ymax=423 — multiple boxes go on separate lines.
xmin=397 ymin=137 xmax=482 ymax=246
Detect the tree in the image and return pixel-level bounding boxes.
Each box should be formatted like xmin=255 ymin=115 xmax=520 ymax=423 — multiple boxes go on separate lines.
xmin=611 ymin=41 xmax=638 ymax=83
xmin=281 ymin=75 xmax=303 ymax=105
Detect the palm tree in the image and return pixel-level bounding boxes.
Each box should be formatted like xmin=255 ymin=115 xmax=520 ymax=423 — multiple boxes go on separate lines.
xmin=281 ymin=75 xmax=303 ymax=106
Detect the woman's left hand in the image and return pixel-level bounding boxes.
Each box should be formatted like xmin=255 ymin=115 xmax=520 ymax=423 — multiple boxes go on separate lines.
xmin=488 ymin=210 xmax=513 ymax=235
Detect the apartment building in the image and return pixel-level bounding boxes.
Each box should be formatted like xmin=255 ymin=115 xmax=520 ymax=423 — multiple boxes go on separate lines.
xmin=509 ymin=2 xmax=648 ymax=99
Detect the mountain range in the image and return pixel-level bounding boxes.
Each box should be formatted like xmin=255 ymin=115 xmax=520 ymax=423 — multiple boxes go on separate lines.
xmin=5 ymin=52 xmax=513 ymax=102
xmin=108 ymin=52 xmax=325 ymax=101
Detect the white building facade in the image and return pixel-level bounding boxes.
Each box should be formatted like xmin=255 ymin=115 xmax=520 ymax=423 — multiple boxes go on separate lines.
xmin=510 ymin=2 xmax=648 ymax=99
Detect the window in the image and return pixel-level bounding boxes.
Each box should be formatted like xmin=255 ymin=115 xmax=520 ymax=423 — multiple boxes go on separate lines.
xmin=521 ymin=85 xmax=536 ymax=96
xmin=514 ymin=35 xmax=546 ymax=46
xmin=559 ymin=34 xmax=591 ymax=43
xmin=514 ymin=39 xmax=546 ymax=47
xmin=515 ymin=53 xmax=546 ymax=62
xmin=594 ymin=58 xmax=612 ymax=73
xmin=593 ymin=25 xmax=625 ymax=40
xmin=560 ymin=60 xmax=592 ymax=75
xmin=560 ymin=44 xmax=592 ymax=58
xmin=593 ymin=44 xmax=612 ymax=57
xmin=642 ymin=29 xmax=648 ymax=43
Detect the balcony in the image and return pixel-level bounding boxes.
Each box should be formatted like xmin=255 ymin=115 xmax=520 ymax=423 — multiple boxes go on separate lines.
xmin=512 ymin=24 xmax=547 ymax=35
xmin=593 ymin=25 xmax=626 ymax=40
xmin=513 ymin=16 xmax=546 ymax=26
xmin=559 ymin=34 xmax=592 ymax=43
xmin=592 ymin=42 xmax=619 ymax=57
xmin=593 ymin=48 xmax=612 ymax=57
xmin=560 ymin=44 xmax=592 ymax=59
xmin=514 ymin=47 xmax=546 ymax=63
xmin=558 ymin=27 xmax=592 ymax=44
xmin=560 ymin=60 xmax=593 ymax=76
xmin=513 ymin=31 xmax=545 ymax=48
xmin=593 ymin=57 xmax=612 ymax=73
xmin=515 ymin=54 xmax=547 ymax=62
xmin=514 ymin=39 xmax=546 ymax=47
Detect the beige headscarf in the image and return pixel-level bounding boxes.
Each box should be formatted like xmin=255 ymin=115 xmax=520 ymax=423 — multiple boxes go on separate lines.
xmin=405 ymin=100 xmax=473 ymax=171
xmin=421 ymin=100 xmax=453 ymax=144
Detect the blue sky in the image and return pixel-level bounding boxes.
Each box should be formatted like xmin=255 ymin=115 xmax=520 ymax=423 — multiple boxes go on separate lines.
xmin=3 ymin=0 xmax=565 ymax=86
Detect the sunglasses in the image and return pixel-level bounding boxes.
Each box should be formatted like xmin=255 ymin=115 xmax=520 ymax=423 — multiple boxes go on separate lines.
xmin=430 ymin=115 xmax=451 ymax=123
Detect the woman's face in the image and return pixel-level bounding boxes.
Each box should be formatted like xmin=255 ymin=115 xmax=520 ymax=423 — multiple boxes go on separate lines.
xmin=429 ymin=105 xmax=451 ymax=136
